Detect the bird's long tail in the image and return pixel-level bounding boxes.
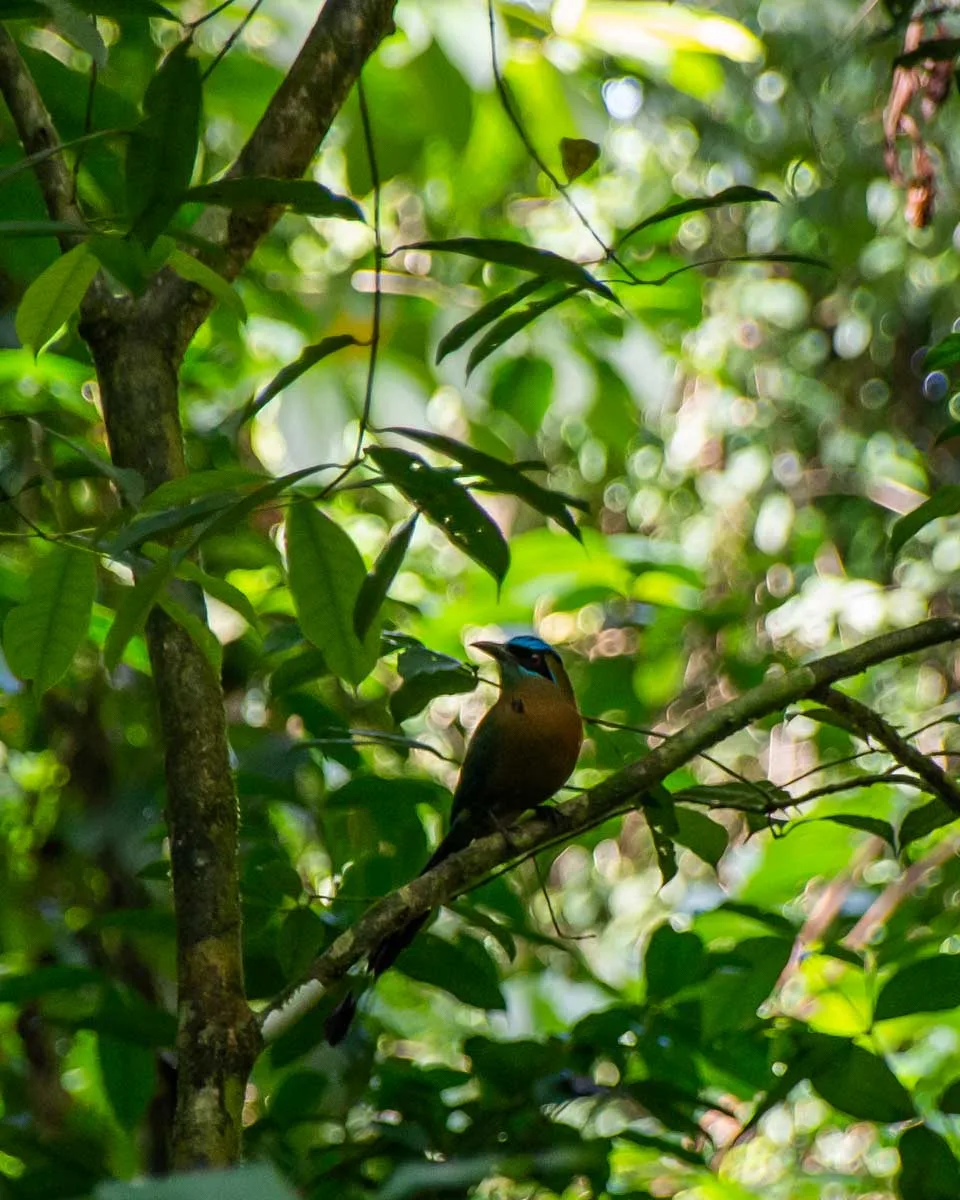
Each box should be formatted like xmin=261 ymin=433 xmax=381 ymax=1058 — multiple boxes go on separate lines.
xmin=325 ymin=817 xmax=475 ymax=1044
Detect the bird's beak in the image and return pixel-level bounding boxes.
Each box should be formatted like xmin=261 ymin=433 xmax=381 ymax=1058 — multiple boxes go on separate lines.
xmin=471 ymin=640 xmax=507 ymax=663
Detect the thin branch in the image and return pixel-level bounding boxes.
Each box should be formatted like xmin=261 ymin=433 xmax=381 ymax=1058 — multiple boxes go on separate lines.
xmin=816 ymin=686 xmax=960 ymax=814
xmin=202 ymin=0 xmax=265 ymax=82
xmin=791 ymin=771 xmax=931 ymax=805
xmin=260 ymin=615 xmax=960 ymax=1040
xmin=355 ymin=74 xmax=382 ymax=458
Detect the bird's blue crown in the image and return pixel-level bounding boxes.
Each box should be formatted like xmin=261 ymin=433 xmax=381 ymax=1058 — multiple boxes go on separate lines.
xmin=506 ymin=635 xmax=555 ymax=654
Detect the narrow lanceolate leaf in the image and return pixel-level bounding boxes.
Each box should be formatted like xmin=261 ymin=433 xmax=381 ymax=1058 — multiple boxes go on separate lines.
xmin=354 ymin=515 xmax=417 ymax=639
xmin=619 ymin=185 xmax=778 ymax=244
xmin=408 ymin=237 xmax=616 ymax=301
xmin=387 ymin=427 xmax=586 ymax=540
xmin=183 ymin=178 xmax=364 ymax=222
xmin=467 ymin=286 xmax=582 ymax=377
xmin=890 ymin=487 xmax=960 ymax=558
xmin=436 ymin=276 xmax=546 ymax=364
xmin=285 ymin=500 xmax=380 ymax=685
xmin=248 ymin=334 xmax=361 ymax=420
xmin=104 ymin=556 xmax=174 ymax=672
xmin=368 ymin=446 xmax=509 ymax=585
xmin=3 ymin=544 xmax=97 ymax=692
xmin=15 ymin=243 xmax=99 ymax=356
xmin=0 ymin=128 xmax=117 ymax=190
xmin=166 ymin=250 xmax=247 ymax=321
xmin=126 ymin=41 xmax=202 ymax=247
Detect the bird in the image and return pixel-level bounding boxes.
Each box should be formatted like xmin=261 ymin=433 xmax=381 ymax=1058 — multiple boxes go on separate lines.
xmin=325 ymin=634 xmax=582 ymax=1044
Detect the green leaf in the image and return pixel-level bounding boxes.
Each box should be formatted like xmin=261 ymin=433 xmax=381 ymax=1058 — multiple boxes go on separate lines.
xmin=127 ymin=41 xmax=202 ymax=247
xmin=248 ymin=334 xmax=361 ymax=421
xmin=98 ymin=1035 xmax=156 ymax=1130
xmin=619 ymin=185 xmax=778 ymax=243
xmin=3 ymin=543 xmax=97 ymax=692
xmin=0 ymin=965 xmax=103 ymax=1003
xmin=467 ymin=286 xmax=583 ymax=376
xmin=436 ymin=276 xmax=547 ymax=363
xmin=935 ymin=422 xmax=960 ymax=446
xmin=0 ymin=128 xmax=118 ymax=191
xmin=285 ymin=499 xmax=380 ymax=685
xmin=891 ymin=488 xmax=960 ymax=557
xmin=560 ymin=136 xmax=600 ymax=182
xmin=268 ymin=1070 xmax=327 ymax=1129
xmin=107 ymin=491 xmax=238 ymax=557
xmin=0 ymin=218 xmax=87 ymax=237
xmin=183 ymin=178 xmax=364 ymax=222
xmin=817 ymin=814 xmax=896 ymax=846
xmin=926 ymin=333 xmax=960 ymax=371
xmin=104 ymin=557 xmax=174 ymax=672
xmin=354 ymin=515 xmax=417 ymax=639
xmin=645 ymin=925 xmax=706 ymax=1000
xmin=899 ymin=798 xmax=957 ymax=847
xmin=939 ymin=1079 xmax=960 ymax=1114
xmin=277 ymin=907 xmax=327 ymax=979
xmin=15 ymin=242 xmax=99 ymax=355
xmin=96 ymin=1163 xmax=300 ymax=1200
xmin=368 ymin=446 xmax=509 ymax=585
xmin=795 ymin=706 xmax=862 ymax=736
xmin=166 ymin=249 xmax=246 ymax=320
xmin=140 ymin=469 xmax=266 ymax=513
xmin=397 ymin=932 xmax=506 ymax=1011
xmin=673 ymin=807 xmax=729 ymax=867
xmin=810 ymin=1044 xmax=913 ymax=1122
xmin=409 ymin=237 xmax=616 ymax=301
xmin=898 ymin=1126 xmax=960 ymax=1200
xmin=390 ymin=643 xmax=477 ymax=723
xmin=170 ymin=559 xmax=259 ymax=630
xmin=387 ymin=427 xmax=587 ymax=540
xmin=875 ymin=955 xmax=960 ymax=1020
xmin=89 ymin=234 xmax=153 ymax=296
xmin=268 ymin=648 xmax=328 ymax=694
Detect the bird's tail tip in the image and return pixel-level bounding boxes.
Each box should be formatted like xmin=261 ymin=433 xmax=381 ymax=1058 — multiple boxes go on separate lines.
xmin=325 ymin=992 xmax=358 ymax=1045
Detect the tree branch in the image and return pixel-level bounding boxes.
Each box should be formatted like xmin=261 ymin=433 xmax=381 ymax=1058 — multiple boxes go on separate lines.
xmin=152 ymin=0 xmax=399 ymax=358
xmin=261 ymin=615 xmax=960 ymax=1042
xmin=815 ymin=685 xmax=960 ymax=814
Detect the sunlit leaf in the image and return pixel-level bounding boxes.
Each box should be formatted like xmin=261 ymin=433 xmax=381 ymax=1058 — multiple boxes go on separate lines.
xmin=285 ymin=499 xmax=381 ymax=685
xmin=104 ymin=556 xmax=174 ymax=672
xmin=15 ymin=243 xmax=99 ymax=356
xmin=368 ymin=446 xmax=509 ymax=585
xmin=3 ymin=544 xmax=97 ymax=692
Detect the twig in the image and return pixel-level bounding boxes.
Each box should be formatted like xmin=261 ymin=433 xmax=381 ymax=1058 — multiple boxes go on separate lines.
xmin=791 ymin=771 xmax=931 ymax=805
xmin=355 ymin=74 xmax=382 ymax=458
xmin=816 ymin=686 xmax=960 ymax=815
xmin=202 ymin=0 xmax=265 ymax=82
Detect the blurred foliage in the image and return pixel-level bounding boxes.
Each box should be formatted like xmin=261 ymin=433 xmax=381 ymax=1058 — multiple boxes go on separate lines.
xmin=3 ymin=0 xmax=960 ymax=1198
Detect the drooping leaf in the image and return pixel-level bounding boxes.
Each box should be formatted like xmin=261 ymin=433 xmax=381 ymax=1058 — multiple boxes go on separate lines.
xmin=15 ymin=242 xmax=99 ymax=356
xmin=390 ymin=643 xmax=477 ymax=723
xmin=0 ymin=965 xmax=103 ymax=1003
xmin=935 ymin=422 xmax=960 ymax=446
xmin=396 ymin=932 xmax=506 ymax=1011
xmin=157 ymin=593 xmax=224 ymax=676
xmin=285 ymin=499 xmax=381 ymax=685
xmin=560 ymin=136 xmax=600 ymax=181
xmin=816 ymin=814 xmax=896 ymax=846
xmin=248 ymin=334 xmax=361 ymax=421
xmin=354 ymin=515 xmax=417 ymax=639
xmin=104 ymin=556 xmax=174 ymax=672
xmin=276 ymin=907 xmax=327 ymax=979
xmin=0 ymin=128 xmax=118 ymax=191
xmin=875 ymin=955 xmax=960 ymax=1021
xmin=368 ymin=446 xmax=509 ymax=585
xmin=166 ymin=249 xmax=247 ymax=320
xmin=408 ymin=237 xmax=616 ymax=301
xmin=891 ymin=488 xmax=960 ymax=557
xmin=645 ymin=925 xmax=706 ymax=1000
xmin=126 ymin=41 xmax=202 ymax=247
xmin=436 ymin=276 xmax=546 ymax=363
xmin=925 ymin=333 xmax=960 ymax=370
xmin=107 ymin=491 xmax=239 ymax=558
xmin=3 ymin=543 xmax=97 ymax=692
xmin=899 ymin=798 xmax=957 ymax=847
xmin=898 ymin=1126 xmax=960 ymax=1200
xmin=98 ymin=1035 xmax=156 ymax=1131
xmin=673 ymin=806 xmax=729 ymax=867
xmin=810 ymin=1044 xmax=914 ymax=1122
xmin=467 ymin=287 xmax=583 ymax=376
xmin=89 ymin=234 xmax=154 ymax=296
xmin=140 ymin=469 xmax=266 ymax=513
xmin=619 ymin=185 xmax=778 ymax=243
xmin=183 ymin=178 xmax=364 ymax=222
xmin=387 ymin=427 xmax=587 ymax=540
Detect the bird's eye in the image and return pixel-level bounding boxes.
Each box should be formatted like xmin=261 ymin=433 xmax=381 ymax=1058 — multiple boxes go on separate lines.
xmin=530 ymin=653 xmax=541 ymax=665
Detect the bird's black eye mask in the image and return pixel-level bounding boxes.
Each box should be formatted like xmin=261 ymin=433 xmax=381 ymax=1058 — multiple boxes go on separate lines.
xmin=512 ymin=647 xmax=558 ymax=684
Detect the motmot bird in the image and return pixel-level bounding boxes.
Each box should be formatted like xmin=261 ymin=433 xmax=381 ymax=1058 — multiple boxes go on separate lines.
xmin=325 ymin=635 xmax=582 ymax=1043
